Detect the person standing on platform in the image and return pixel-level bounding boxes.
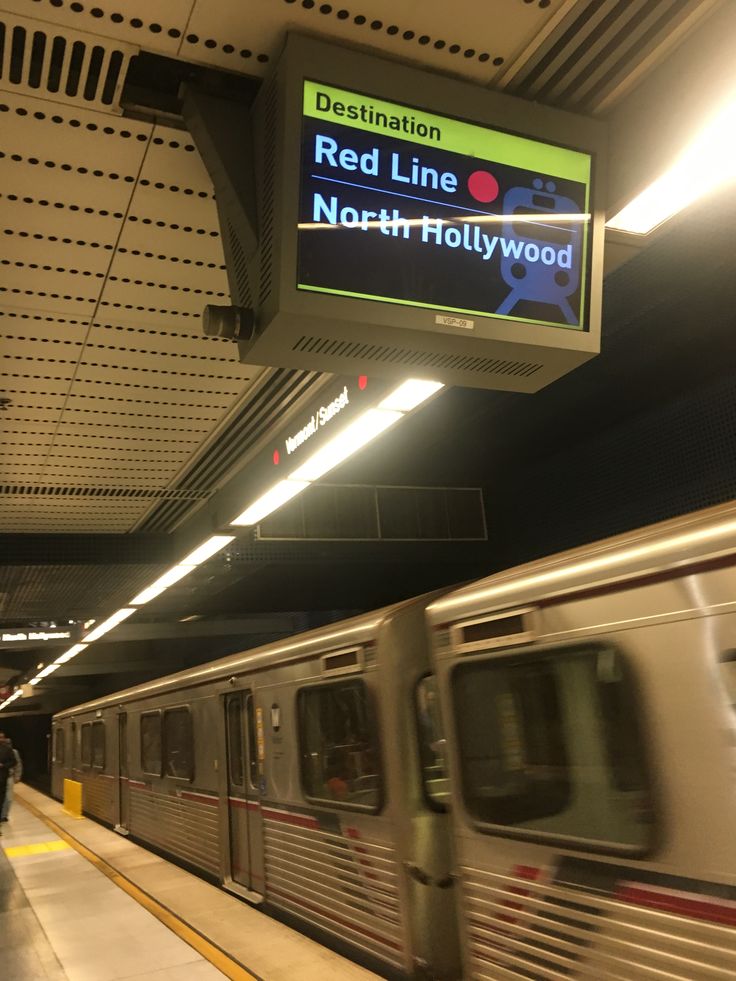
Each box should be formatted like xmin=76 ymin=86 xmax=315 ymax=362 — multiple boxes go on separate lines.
xmin=1 ymin=737 xmax=22 ymax=822
xmin=0 ymin=734 xmax=16 ymax=835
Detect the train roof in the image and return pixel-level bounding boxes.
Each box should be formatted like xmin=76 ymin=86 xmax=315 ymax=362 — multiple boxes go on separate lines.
xmin=428 ymin=500 xmax=736 ymax=626
xmin=53 ymin=592 xmax=433 ymax=721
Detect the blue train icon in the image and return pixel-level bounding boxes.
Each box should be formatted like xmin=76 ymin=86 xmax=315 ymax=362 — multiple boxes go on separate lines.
xmin=496 ymin=178 xmax=583 ymax=325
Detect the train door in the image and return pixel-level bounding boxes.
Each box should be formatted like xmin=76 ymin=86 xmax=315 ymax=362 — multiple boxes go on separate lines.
xmin=115 ymin=712 xmax=129 ymax=834
xmin=223 ymin=691 xmax=263 ymax=900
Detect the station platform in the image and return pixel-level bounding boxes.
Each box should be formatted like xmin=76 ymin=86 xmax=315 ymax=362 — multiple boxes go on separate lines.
xmin=4 ymin=784 xmax=378 ymax=981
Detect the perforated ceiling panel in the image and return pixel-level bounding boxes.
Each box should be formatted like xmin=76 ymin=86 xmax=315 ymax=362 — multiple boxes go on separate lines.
xmin=0 ymin=562 xmax=164 ymax=619
xmin=0 ymin=81 xmax=261 ymax=532
xmin=5 ymin=0 xmax=559 ymax=85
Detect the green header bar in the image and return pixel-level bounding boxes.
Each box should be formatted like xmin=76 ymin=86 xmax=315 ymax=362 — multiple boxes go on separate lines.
xmin=303 ymin=81 xmax=591 ymax=185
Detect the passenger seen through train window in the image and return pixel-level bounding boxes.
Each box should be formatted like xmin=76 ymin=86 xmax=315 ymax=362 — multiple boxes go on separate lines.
xmin=299 ymin=680 xmax=380 ymax=809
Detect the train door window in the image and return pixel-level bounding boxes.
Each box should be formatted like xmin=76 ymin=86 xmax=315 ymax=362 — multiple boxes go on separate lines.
xmin=720 ymin=653 xmax=736 ymax=713
xmin=415 ymin=675 xmax=449 ymax=809
xmin=163 ymin=707 xmax=193 ymax=780
xmin=245 ymin=693 xmax=258 ymax=789
xmin=54 ymin=727 xmax=65 ymax=765
xmin=298 ymin=680 xmax=381 ymax=811
xmin=140 ymin=712 xmax=162 ymax=776
xmin=81 ymin=723 xmax=92 ymax=767
xmin=92 ymin=721 xmax=105 ymax=770
xmin=452 ymin=645 xmax=652 ymax=851
xmin=226 ymin=696 xmax=244 ymax=787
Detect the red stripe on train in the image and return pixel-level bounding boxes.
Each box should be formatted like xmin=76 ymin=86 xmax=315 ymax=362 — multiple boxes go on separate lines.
xmin=615 ymin=884 xmax=736 ymax=927
xmin=228 ymin=796 xmax=260 ymax=811
xmin=179 ymin=790 xmax=218 ymax=805
xmin=261 ymin=807 xmax=320 ymax=829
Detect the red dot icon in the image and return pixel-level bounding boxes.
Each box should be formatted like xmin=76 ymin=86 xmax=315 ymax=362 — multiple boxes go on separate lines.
xmin=273 ymin=450 xmax=280 ymax=465
xmin=358 ymin=375 xmax=368 ymax=390
xmin=467 ymin=170 xmax=499 ymax=203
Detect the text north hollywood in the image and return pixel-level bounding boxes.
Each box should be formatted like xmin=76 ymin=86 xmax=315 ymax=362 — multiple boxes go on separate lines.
xmin=298 ymin=109 xmax=590 ymax=329
xmin=312 ymin=194 xmax=573 ymax=269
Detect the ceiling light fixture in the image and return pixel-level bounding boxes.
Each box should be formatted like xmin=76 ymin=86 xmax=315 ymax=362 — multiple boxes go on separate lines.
xmin=378 ymin=379 xmax=445 ymax=413
xmin=55 ymin=643 xmax=88 ymax=665
xmin=289 ymin=408 xmax=402 ymax=482
xmin=82 ymin=608 xmax=136 ymax=643
xmin=230 ymin=479 xmax=310 ymax=527
xmin=230 ymin=378 xmax=443 ymax=527
xmin=179 ymin=535 xmax=235 ymax=566
xmin=607 ymin=95 xmax=736 ymax=234
xmin=130 ymin=565 xmax=198 ymax=606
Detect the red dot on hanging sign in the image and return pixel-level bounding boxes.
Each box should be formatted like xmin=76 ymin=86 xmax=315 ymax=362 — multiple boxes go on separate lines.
xmin=358 ymin=375 xmax=368 ymax=390
xmin=273 ymin=450 xmax=280 ymax=465
xmin=467 ymin=170 xmax=499 ymax=203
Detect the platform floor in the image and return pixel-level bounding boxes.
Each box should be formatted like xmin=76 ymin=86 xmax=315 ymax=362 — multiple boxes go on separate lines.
xmin=5 ymin=784 xmax=378 ymax=981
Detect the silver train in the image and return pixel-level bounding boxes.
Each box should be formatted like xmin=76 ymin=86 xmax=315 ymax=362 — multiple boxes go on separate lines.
xmin=52 ymin=503 xmax=736 ymax=979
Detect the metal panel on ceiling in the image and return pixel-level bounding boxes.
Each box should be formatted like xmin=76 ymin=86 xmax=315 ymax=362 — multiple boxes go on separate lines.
xmin=0 ymin=81 xmax=264 ymax=532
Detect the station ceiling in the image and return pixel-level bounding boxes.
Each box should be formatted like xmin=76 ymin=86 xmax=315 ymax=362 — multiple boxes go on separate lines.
xmin=2 ymin=0 xmax=735 ymax=712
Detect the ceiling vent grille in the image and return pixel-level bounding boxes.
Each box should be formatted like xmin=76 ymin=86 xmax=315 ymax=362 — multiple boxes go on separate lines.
xmin=137 ymin=367 xmax=320 ymax=532
xmin=292 ymin=335 xmax=542 ymax=379
xmin=499 ymin=0 xmax=719 ymax=115
xmin=257 ymin=75 xmax=278 ymax=308
xmin=0 ymin=12 xmax=137 ymax=113
xmin=0 ymin=485 xmax=208 ymax=501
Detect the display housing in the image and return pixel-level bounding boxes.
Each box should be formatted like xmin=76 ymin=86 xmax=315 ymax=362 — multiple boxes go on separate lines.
xmin=230 ymin=34 xmax=606 ymax=391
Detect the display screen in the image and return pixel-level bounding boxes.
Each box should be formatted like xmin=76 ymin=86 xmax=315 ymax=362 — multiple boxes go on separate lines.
xmin=297 ymin=81 xmax=593 ymax=331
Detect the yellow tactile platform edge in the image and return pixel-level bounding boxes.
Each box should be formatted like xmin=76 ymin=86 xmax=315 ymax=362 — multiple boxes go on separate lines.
xmin=4 ymin=839 xmax=71 ymax=857
xmin=16 ymin=796 xmax=260 ymax=981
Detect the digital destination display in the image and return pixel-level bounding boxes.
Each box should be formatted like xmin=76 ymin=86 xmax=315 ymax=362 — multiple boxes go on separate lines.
xmin=297 ymin=81 xmax=593 ymax=331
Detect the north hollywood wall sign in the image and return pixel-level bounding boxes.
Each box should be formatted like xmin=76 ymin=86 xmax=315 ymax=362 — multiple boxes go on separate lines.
xmin=1 ymin=630 xmax=71 ymax=643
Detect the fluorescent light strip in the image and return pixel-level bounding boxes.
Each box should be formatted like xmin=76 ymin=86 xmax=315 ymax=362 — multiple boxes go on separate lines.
xmin=130 ymin=565 xmax=197 ymax=605
xmin=82 ymin=608 xmax=136 ymax=643
xmin=231 ymin=480 xmax=309 ymax=527
xmin=607 ymin=95 xmax=736 ymax=234
xmin=55 ymin=643 xmax=88 ymax=665
xmin=131 ymin=537 xmax=235 ymax=605
xmin=289 ymin=409 xmax=402 ymax=482
xmin=37 ymin=664 xmax=60 ymax=679
xmin=179 ymin=535 xmax=235 ymax=566
xmin=379 ymin=379 xmax=444 ymax=413
xmin=230 ymin=378 xmax=443 ymax=526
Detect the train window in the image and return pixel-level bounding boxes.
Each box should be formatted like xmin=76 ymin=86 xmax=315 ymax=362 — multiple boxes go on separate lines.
xmin=226 ymin=696 xmax=244 ymax=787
xmin=81 ymin=722 xmax=92 ymax=767
xmin=140 ymin=712 xmax=162 ymax=776
xmin=298 ymin=680 xmax=381 ymax=811
xmin=415 ymin=675 xmax=449 ymax=809
xmin=452 ymin=645 xmax=652 ymax=851
xmin=720 ymin=653 xmax=736 ymax=712
xmin=54 ymin=728 xmax=65 ymax=765
xmin=92 ymin=721 xmax=105 ymax=770
xmin=163 ymin=707 xmax=193 ymax=780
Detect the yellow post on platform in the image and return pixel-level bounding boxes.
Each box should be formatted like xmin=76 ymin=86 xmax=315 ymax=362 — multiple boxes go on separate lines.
xmin=62 ymin=778 xmax=83 ymax=819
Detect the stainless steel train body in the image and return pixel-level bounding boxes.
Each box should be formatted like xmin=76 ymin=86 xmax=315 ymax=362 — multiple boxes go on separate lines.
xmin=51 ymin=597 xmax=459 ymax=979
xmin=52 ymin=503 xmax=736 ymax=979
xmin=427 ymin=503 xmax=736 ymax=979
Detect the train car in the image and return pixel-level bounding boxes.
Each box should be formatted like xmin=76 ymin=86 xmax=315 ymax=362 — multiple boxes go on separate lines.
xmin=51 ymin=596 xmax=460 ymax=980
xmin=427 ymin=502 xmax=736 ymax=979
